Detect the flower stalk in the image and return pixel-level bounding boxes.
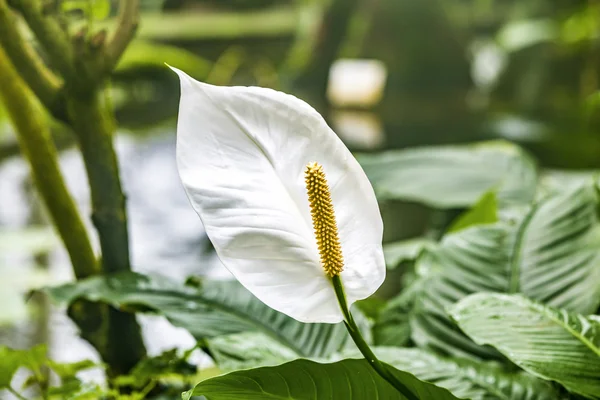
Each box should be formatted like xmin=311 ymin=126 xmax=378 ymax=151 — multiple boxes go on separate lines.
xmin=332 ymin=275 xmax=419 ymax=400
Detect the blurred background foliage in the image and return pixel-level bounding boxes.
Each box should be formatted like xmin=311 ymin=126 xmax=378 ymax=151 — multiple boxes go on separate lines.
xmin=1 ymin=0 xmax=600 ymax=396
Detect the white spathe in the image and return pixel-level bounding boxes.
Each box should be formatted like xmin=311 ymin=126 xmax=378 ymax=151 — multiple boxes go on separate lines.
xmin=172 ymin=67 xmax=385 ymax=323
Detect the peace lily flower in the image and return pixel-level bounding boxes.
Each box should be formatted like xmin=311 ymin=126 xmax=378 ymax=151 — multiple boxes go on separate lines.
xmin=171 ymin=67 xmax=385 ymax=324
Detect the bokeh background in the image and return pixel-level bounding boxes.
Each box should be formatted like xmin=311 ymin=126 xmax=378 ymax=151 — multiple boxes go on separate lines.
xmin=1 ymin=0 xmax=599 ymax=386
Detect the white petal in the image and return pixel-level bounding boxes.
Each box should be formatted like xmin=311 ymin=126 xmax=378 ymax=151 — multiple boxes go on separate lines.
xmin=172 ymin=67 xmax=385 ymax=323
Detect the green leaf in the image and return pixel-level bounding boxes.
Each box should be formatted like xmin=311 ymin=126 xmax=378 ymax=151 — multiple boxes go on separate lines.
xmin=373 ymin=286 xmax=419 ymax=347
xmin=0 ymin=347 xmax=22 ymax=388
xmin=357 ymin=140 xmax=537 ymax=208
xmin=410 ymin=225 xmax=509 ymax=358
xmin=448 ymin=191 xmax=498 ymax=233
xmin=514 ymin=182 xmax=600 ymax=313
xmin=44 ymin=272 xmax=366 ymax=359
xmin=407 ymin=181 xmax=600 ymax=359
xmin=383 ymin=238 xmax=434 ymax=269
xmin=113 ymin=348 xmax=196 ymax=389
xmin=206 ymin=332 xmax=300 ymax=371
xmin=182 ymin=358 xmax=461 ymax=400
xmin=496 ymin=19 xmax=558 ymax=52
xmin=90 ymin=0 xmax=111 ymax=20
xmin=451 ymin=293 xmax=600 ymax=399
xmin=0 ymin=344 xmax=47 ymax=389
xmin=341 ymin=347 xmax=564 ymax=400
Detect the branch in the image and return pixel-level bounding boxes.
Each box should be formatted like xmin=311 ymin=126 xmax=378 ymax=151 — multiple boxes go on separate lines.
xmin=0 ymin=45 xmax=98 ymax=279
xmin=0 ymin=0 xmax=63 ymax=116
xmin=105 ymin=0 xmax=140 ymax=73
xmin=12 ymin=0 xmax=75 ymax=79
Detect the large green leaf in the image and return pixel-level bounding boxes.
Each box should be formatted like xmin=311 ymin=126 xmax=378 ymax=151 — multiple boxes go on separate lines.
xmin=410 ymin=225 xmax=510 ymax=358
xmin=341 ymin=347 xmax=564 ymax=400
xmin=514 ymin=182 xmax=600 ymax=313
xmin=45 ymin=272 xmax=365 ymax=359
xmin=206 ymin=332 xmax=301 ymax=371
xmin=401 ymin=181 xmax=600 ymax=359
xmin=357 ymin=141 xmax=537 ymax=208
xmin=383 ymin=238 xmax=434 ymax=270
xmin=451 ymin=293 xmax=600 ymax=399
xmin=182 ymin=358 xmax=461 ymax=400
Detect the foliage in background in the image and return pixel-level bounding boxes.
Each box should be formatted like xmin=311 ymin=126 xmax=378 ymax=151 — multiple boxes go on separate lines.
xmin=2 ymin=140 xmax=590 ymax=399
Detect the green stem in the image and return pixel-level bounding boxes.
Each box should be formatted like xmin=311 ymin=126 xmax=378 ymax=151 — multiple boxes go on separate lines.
xmin=13 ymin=0 xmax=75 ymax=79
xmin=332 ymin=275 xmax=419 ymax=400
xmin=0 ymin=46 xmax=99 ymax=279
xmin=0 ymin=0 xmax=63 ymax=117
xmin=8 ymin=387 xmax=28 ymax=400
xmin=67 ymin=93 xmax=131 ymax=275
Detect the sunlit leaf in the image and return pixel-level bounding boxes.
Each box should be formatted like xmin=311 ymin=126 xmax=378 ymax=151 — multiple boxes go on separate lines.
xmin=182 ymin=359 xmax=461 ymax=400
xmin=341 ymin=347 xmax=565 ymax=400
xmin=0 ymin=344 xmax=47 ymax=389
xmin=448 ymin=191 xmax=498 ymax=233
xmin=451 ymin=293 xmax=600 ymax=399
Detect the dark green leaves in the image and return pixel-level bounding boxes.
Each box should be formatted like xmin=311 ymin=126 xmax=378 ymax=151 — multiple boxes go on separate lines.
xmin=451 ymin=293 xmax=600 ymax=399
xmin=183 ymin=359 xmax=461 ymax=400
xmin=342 ymin=347 xmax=564 ymax=400
xmin=45 ymin=272 xmax=364 ymax=359
xmin=514 ymin=182 xmax=600 ymax=314
xmin=402 ymin=181 xmax=600 ymax=359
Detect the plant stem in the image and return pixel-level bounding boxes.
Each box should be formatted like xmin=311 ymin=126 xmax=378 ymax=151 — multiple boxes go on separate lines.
xmin=8 ymin=387 xmax=28 ymax=400
xmin=0 ymin=45 xmax=99 ymax=279
xmin=13 ymin=0 xmax=75 ymax=79
xmin=0 ymin=0 xmax=63 ymax=117
xmin=66 ymin=93 xmax=130 ymax=275
xmin=332 ymin=275 xmax=419 ymax=400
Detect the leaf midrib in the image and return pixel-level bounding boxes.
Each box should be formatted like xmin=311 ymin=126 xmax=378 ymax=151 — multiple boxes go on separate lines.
xmin=119 ymin=286 xmax=308 ymax=356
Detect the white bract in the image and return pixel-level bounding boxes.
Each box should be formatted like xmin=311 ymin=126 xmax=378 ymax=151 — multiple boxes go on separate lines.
xmin=172 ymin=67 xmax=385 ymax=323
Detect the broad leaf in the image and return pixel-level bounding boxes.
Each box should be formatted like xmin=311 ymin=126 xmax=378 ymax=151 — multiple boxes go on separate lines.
xmin=182 ymin=359 xmax=461 ymax=400
xmin=448 ymin=191 xmax=498 ymax=233
xmin=410 ymin=225 xmax=510 ymax=358
xmin=341 ymin=347 xmax=564 ymax=400
xmin=405 ymin=181 xmax=600 ymax=359
xmin=451 ymin=293 xmax=600 ymax=399
xmin=373 ymin=285 xmax=419 ymax=347
xmin=206 ymin=332 xmax=300 ymax=371
xmin=45 ymin=272 xmax=367 ymax=359
xmin=384 ymin=238 xmax=434 ymax=269
xmin=515 ymin=182 xmax=600 ymax=314
xmin=358 ymin=140 xmax=537 ymax=208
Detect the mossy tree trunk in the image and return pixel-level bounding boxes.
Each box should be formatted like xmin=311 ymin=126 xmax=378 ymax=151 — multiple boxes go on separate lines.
xmin=0 ymin=0 xmax=146 ymax=378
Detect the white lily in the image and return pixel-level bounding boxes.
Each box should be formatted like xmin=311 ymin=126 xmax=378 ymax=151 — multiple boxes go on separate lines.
xmin=171 ymin=67 xmax=385 ymax=323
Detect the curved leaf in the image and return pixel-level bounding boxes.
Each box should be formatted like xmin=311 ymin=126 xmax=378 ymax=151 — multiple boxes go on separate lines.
xmin=207 ymin=332 xmax=300 ymax=371
xmin=183 ymin=358 xmax=461 ymax=400
xmin=44 ymin=272 xmax=367 ymax=359
xmin=357 ymin=140 xmax=537 ymax=208
xmin=383 ymin=238 xmax=434 ymax=270
xmin=341 ymin=347 xmax=564 ymax=400
xmin=402 ymin=181 xmax=600 ymax=359
xmin=410 ymin=225 xmax=510 ymax=358
xmin=515 ymin=182 xmax=600 ymax=314
xmin=451 ymin=293 xmax=600 ymax=399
